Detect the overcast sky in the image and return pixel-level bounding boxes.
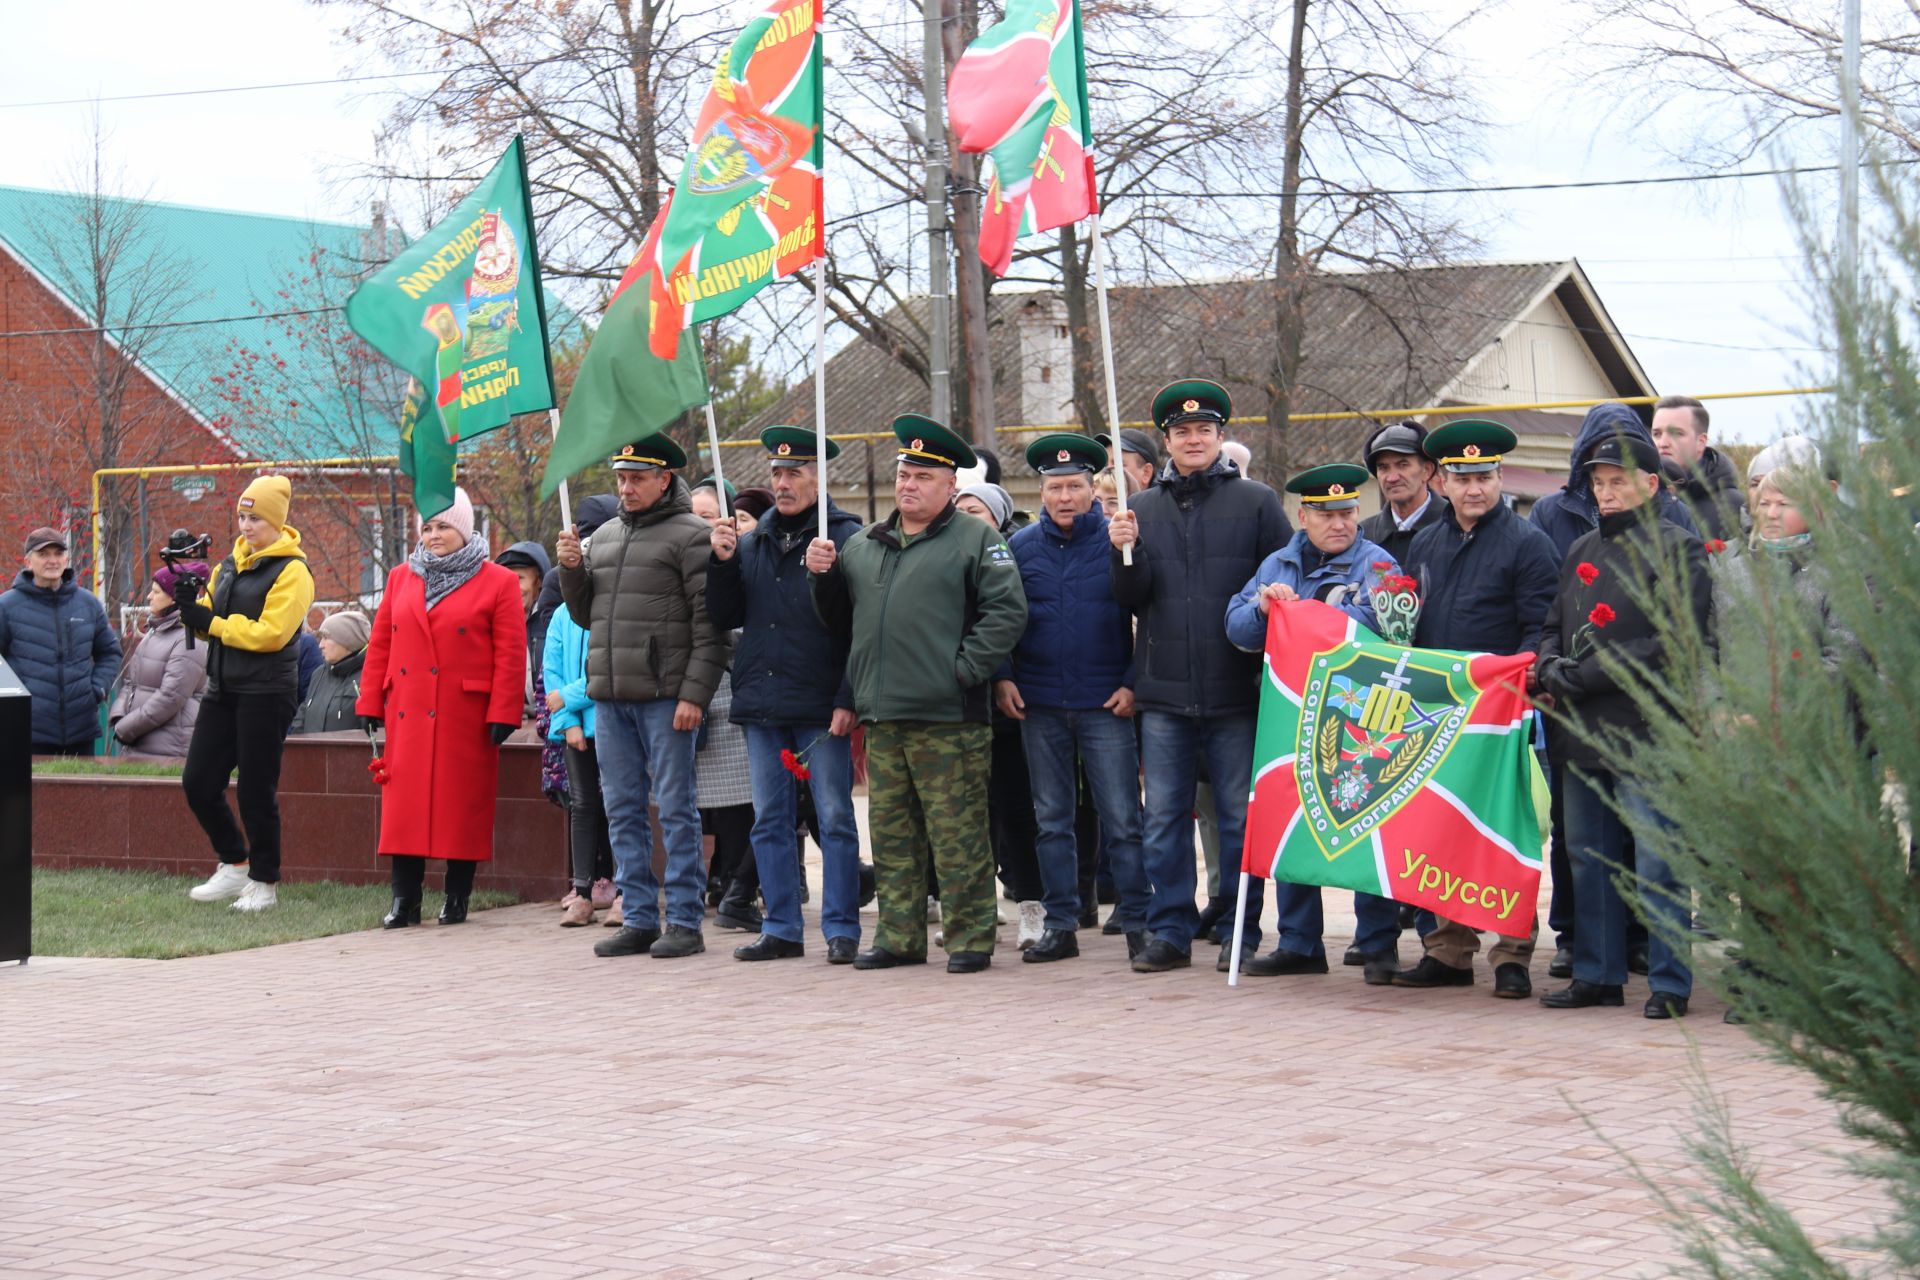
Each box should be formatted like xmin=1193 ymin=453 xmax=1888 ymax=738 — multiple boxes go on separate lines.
xmin=4 ymin=0 xmax=1845 ymax=444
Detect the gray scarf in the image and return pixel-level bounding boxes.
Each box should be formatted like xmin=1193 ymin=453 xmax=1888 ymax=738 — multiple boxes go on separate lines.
xmin=408 ymin=537 xmax=488 ymax=610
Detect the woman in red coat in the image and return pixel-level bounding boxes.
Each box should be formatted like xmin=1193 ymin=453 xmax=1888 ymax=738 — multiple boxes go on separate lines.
xmin=357 ymin=488 xmax=527 ymax=928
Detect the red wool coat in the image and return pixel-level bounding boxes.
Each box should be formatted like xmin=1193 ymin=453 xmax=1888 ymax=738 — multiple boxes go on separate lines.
xmin=357 ymin=561 xmax=527 ymax=861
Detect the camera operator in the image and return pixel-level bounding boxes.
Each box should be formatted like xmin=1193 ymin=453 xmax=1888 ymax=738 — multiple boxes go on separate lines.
xmin=108 ymin=553 xmax=211 ymax=758
xmin=176 ymin=477 xmax=316 ymax=913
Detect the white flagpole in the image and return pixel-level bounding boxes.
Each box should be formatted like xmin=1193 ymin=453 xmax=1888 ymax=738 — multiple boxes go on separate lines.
xmin=547 ymin=408 xmax=573 ymax=532
xmin=1226 ymin=870 xmax=1251 ymax=987
xmin=1090 ymin=212 xmax=1131 ymax=566
xmin=812 ymin=249 xmax=829 ymax=543
xmin=703 ymin=399 xmax=730 ymax=521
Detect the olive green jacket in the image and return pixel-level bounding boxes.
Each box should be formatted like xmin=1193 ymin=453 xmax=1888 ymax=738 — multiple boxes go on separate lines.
xmin=809 ymin=503 xmax=1028 ymax=724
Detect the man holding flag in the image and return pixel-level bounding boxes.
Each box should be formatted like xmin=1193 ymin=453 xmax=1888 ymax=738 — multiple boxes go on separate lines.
xmin=1392 ymin=421 xmax=1562 ymax=999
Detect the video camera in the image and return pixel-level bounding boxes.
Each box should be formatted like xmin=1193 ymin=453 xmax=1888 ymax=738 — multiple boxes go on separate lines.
xmin=158 ymin=529 xmax=214 ymax=648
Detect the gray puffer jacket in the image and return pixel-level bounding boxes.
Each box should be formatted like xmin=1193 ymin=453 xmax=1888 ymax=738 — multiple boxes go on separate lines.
xmin=290 ymin=648 xmax=366 ymax=734
xmin=560 ymin=477 xmax=730 ymax=707
xmin=108 ymin=610 xmax=207 ymax=758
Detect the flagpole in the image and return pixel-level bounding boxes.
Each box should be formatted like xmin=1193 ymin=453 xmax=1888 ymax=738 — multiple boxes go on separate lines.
xmin=1090 ymin=212 xmax=1131 ymax=566
xmin=812 ymin=247 xmax=829 ymax=543
xmin=547 ymin=408 xmax=573 ymax=532
xmin=1226 ymin=870 xmax=1250 ymax=987
xmin=703 ymin=399 xmax=730 ymax=521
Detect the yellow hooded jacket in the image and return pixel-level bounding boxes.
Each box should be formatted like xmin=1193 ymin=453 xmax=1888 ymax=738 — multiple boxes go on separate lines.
xmin=193 ymin=525 xmax=316 ymax=655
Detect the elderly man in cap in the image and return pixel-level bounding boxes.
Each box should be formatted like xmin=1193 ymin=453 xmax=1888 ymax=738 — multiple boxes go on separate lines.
xmin=992 ymin=433 xmax=1151 ymax=963
xmin=1388 ymin=420 xmax=1563 ymax=998
xmin=558 ymin=432 xmax=731 ymax=961
xmin=0 ymin=527 xmax=121 ymax=755
xmin=808 ymin=415 xmax=1028 ymax=973
xmin=1535 ymin=432 xmax=1712 ymax=1017
xmin=708 ymin=426 xmax=868 ymax=964
xmin=1358 ymin=420 xmax=1449 ymax=565
xmin=1108 ymin=380 xmax=1292 ymax=973
xmin=1224 ymin=463 xmax=1404 ymax=980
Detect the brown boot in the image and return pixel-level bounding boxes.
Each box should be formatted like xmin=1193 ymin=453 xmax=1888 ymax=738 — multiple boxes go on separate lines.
xmin=560 ymin=896 xmax=596 ymax=927
xmin=601 ymin=893 xmax=624 ymax=927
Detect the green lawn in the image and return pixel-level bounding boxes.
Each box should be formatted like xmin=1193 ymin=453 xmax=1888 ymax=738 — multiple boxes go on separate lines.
xmin=33 ymin=759 xmax=183 ymax=777
xmin=28 ymin=867 xmax=517 ymax=960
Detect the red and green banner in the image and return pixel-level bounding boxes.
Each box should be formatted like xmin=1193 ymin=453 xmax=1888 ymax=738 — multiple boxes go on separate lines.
xmin=345 ymin=136 xmax=556 ymax=517
xmin=1243 ymin=601 xmax=1549 ymax=938
xmin=646 ymin=0 xmax=823 ymax=359
xmin=949 ymin=0 xmax=1097 ymax=276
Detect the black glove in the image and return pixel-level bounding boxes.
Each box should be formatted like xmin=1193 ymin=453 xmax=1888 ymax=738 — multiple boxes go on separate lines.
xmin=362 ymin=715 xmax=382 ymax=733
xmin=1539 ymin=656 xmax=1585 ymax=702
xmin=175 ymin=597 xmax=214 ymax=633
xmin=489 ymin=723 xmax=514 ymax=747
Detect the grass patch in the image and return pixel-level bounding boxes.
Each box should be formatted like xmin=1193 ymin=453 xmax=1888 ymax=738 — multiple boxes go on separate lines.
xmin=29 ymin=867 xmax=517 ymax=960
xmin=34 ymin=759 xmax=183 ymax=777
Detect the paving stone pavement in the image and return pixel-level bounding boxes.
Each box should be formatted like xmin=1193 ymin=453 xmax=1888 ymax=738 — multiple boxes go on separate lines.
xmin=0 ymin=889 xmax=1886 ymax=1280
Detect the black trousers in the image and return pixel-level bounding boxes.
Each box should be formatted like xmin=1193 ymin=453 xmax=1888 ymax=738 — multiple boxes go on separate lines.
xmin=702 ymin=803 xmax=757 ymax=889
xmin=564 ymin=743 xmax=615 ymax=891
xmin=390 ymin=855 xmax=477 ymax=898
xmin=989 ymin=722 xmax=1042 ymax=901
xmin=182 ymin=689 xmax=298 ymax=883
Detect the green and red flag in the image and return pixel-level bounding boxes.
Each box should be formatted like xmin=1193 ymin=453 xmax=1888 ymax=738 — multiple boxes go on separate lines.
xmin=1243 ymin=601 xmax=1549 ymax=938
xmin=949 ymin=0 xmax=1097 ymax=276
xmin=646 ymin=0 xmax=823 ymax=359
xmin=345 ymin=136 xmax=556 ymax=516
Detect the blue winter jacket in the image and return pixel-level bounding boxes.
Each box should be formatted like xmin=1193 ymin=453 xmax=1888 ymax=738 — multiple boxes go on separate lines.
xmin=541 ymin=609 xmax=595 ymax=740
xmin=707 ymin=500 xmax=864 ymax=725
xmin=0 ymin=569 xmax=122 ymax=747
xmin=1404 ymin=499 xmax=1561 ymax=656
xmin=1529 ymin=402 xmax=1699 ymax=558
xmin=1225 ymin=532 xmax=1396 ymax=652
xmin=1001 ymin=506 xmax=1133 ymax=709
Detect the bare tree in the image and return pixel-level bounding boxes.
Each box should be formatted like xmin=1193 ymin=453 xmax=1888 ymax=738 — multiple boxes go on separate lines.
xmin=1247 ymin=0 xmax=1487 ymax=477
xmin=1585 ymin=0 xmax=1920 ymax=167
xmin=10 ymin=119 xmax=204 ymax=602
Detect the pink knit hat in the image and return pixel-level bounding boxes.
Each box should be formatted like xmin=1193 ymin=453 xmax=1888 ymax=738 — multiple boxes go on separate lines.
xmin=419 ymin=487 xmax=476 ymax=545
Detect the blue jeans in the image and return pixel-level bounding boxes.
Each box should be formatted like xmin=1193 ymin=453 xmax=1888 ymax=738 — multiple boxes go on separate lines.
xmin=745 ymin=723 xmax=863 ymax=944
xmin=594 ymin=698 xmax=704 ymax=933
xmin=1566 ymin=769 xmax=1691 ymax=996
xmin=1139 ymin=710 xmax=1260 ymax=953
xmin=1273 ymin=887 xmax=1402 ymax=959
xmin=1021 ymin=706 xmax=1151 ymax=933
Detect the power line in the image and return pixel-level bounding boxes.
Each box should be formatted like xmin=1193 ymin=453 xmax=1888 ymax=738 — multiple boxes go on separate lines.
xmin=1208 ymin=159 xmax=1911 ymax=201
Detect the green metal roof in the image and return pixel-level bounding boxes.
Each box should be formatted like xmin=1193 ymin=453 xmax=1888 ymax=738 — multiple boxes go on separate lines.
xmin=0 ymin=185 xmax=578 ymax=463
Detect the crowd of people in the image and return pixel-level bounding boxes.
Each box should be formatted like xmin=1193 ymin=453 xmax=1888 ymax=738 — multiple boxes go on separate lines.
xmin=7 ymin=386 xmax=1818 ymax=1020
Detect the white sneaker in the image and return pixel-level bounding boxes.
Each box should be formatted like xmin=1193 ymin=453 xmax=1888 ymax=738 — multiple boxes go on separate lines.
xmin=188 ymin=863 xmax=251 ymax=902
xmin=232 ymin=881 xmax=278 ymax=912
xmin=925 ymin=895 xmax=941 ymax=922
xmin=1016 ymin=901 xmax=1045 ymax=950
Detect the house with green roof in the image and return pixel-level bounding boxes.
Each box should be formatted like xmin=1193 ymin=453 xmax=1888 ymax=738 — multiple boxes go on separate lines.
xmin=0 ymin=185 xmax=421 ymax=604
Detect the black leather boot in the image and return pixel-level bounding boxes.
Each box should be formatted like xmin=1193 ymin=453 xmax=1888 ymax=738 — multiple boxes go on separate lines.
xmin=383 ymin=896 xmax=421 ymax=929
xmin=438 ymin=893 xmax=470 ymax=925
xmin=714 ymin=878 xmax=763 ymax=932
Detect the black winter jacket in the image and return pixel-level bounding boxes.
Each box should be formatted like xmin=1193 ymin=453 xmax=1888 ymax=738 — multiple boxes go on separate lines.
xmin=0 ymin=569 xmax=121 ymax=747
xmin=1535 ymin=507 xmax=1712 ymax=769
xmin=707 ymin=500 xmax=863 ymax=726
xmin=1405 ymin=500 xmax=1561 ymax=656
xmin=1110 ymin=458 xmax=1292 ymax=717
xmin=1360 ymin=492 xmax=1451 ymax=567
xmin=1674 ymin=447 xmax=1748 ymax=543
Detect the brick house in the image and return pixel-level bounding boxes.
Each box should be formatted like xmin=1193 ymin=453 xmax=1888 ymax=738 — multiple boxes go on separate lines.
xmin=734 ymin=260 xmax=1656 ymax=519
xmin=0 ymin=185 xmax=412 ymax=618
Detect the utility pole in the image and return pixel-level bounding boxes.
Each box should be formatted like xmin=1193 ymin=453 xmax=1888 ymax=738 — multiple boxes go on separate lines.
xmin=923 ymin=0 xmax=952 ymax=426
xmin=1839 ymin=0 xmax=1862 ymax=445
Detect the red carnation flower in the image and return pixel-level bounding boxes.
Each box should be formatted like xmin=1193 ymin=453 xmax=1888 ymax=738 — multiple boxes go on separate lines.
xmin=1705 ymin=538 xmax=1728 ymax=554
xmin=780 ymin=748 xmax=810 ymax=781
xmin=1791 ymin=649 xmax=1803 ymax=660
xmin=1576 ymin=562 xmax=1600 ymax=586
xmin=1371 ymin=560 xmax=1394 ymax=572
xmin=1588 ymin=603 xmax=1617 ymax=628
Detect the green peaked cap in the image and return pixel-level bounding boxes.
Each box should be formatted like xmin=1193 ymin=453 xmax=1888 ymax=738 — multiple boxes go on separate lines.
xmin=1423 ymin=419 xmax=1516 ymax=473
xmin=761 ymin=424 xmax=841 ymax=464
xmin=892 ymin=413 xmax=977 ymax=470
xmin=1286 ymin=462 xmax=1370 ymax=510
xmin=1151 ymin=378 xmax=1231 ymax=432
xmin=1025 ymin=432 xmax=1108 ymax=475
xmin=610 ymin=431 xmax=688 ymax=471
